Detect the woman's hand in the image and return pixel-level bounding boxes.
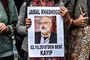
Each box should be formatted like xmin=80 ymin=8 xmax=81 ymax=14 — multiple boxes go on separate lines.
xmin=60 ymin=6 xmax=88 ymax=27
xmin=60 ymin=6 xmax=72 ymax=26
xmin=73 ymin=15 xmax=88 ymax=27
xmin=0 ymin=23 xmax=8 ymax=33
xmin=25 ymin=18 xmax=32 ymax=32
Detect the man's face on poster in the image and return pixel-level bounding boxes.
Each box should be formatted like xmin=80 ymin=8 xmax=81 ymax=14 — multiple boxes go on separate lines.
xmin=39 ymin=16 xmax=52 ymax=35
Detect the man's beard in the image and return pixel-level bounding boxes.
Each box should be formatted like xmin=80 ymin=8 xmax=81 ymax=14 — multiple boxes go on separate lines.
xmin=40 ymin=26 xmax=51 ymax=37
xmin=40 ymin=26 xmax=47 ymax=34
xmin=41 ymin=29 xmax=47 ymax=33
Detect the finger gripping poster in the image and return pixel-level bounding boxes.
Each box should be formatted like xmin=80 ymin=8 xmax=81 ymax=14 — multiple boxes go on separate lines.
xmin=28 ymin=7 xmax=64 ymax=58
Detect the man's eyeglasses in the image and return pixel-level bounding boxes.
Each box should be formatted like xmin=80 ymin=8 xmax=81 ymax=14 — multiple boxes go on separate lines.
xmin=39 ymin=22 xmax=51 ymax=25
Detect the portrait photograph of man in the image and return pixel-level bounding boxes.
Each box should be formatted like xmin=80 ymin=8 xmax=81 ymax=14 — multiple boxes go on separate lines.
xmin=34 ymin=16 xmax=57 ymax=44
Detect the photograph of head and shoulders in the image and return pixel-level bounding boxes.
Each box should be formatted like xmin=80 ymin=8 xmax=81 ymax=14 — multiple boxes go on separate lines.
xmin=35 ymin=16 xmax=57 ymax=44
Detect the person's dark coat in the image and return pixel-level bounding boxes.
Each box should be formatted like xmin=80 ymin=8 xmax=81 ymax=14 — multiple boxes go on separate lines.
xmin=35 ymin=32 xmax=57 ymax=44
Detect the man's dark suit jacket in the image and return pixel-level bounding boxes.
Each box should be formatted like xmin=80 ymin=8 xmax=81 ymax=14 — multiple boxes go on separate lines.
xmin=35 ymin=32 xmax=57 ymax=44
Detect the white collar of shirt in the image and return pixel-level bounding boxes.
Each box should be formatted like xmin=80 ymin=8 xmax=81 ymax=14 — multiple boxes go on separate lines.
xmin=40 ymin=33 xmax=51 ymax=44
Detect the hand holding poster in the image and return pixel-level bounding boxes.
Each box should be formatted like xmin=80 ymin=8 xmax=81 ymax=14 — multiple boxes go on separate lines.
xmin=28 ymin=7 xmax=64 ymax=57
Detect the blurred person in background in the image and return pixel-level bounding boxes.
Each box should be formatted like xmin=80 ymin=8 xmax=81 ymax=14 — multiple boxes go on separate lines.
xmin=0 ymin=0 xmax=18 ymax=60
xmin=16 ymin=0 xmax=71 ymax=60
xmin=63 ymin=0 xmax=90 ymax=60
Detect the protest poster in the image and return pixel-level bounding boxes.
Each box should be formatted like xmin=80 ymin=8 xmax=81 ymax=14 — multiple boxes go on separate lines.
xmin=27 ymin=7 xmax=64 ymax=58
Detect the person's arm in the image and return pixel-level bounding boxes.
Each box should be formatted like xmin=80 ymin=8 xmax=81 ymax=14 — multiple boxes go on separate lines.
xmin=2 ymin=0 xmax=18 ymax=35
xmin=63 ymin=0 xmax=88 ymax=27
xmin=16 ymin=2 xmax=27 ymax=35
xmin=55 ymin=0 xmax=72 ymax=29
